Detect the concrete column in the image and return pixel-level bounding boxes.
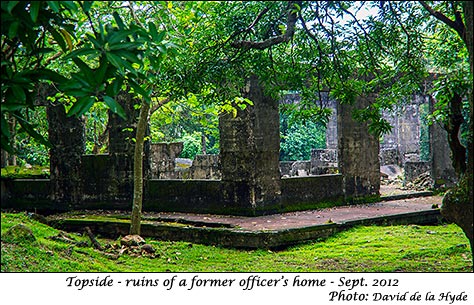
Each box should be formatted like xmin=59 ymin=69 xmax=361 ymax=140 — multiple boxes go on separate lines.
xmin=429 ymin=99 xmax=457 ymax=188
xmin=47 ymin=103 xmax=85 ymax=206
xmin=325 ymin=97 xmax=338 ymax=150
xmin=219 ymin=75 xmax=281 ymax=214
xmin=337 ymin=94 xmax=380 ymax=199
xmin=398 ymin=96 xmax=423 ymax=163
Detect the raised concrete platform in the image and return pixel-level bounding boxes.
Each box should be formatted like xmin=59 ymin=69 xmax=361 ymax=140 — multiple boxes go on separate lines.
xmin=47 ymin=193 xmax=444 ymax=249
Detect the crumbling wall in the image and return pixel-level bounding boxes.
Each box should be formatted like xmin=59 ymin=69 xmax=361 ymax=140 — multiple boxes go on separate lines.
xmin=189 ymin=154 xmax=221 ymax=179
xmin=150 ymin=142 xmax=184 ymax=179
xmin=311 ymin=149 xmax=338 ymax=175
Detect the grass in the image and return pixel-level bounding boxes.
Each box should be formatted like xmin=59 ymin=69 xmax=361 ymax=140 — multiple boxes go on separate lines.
xmin=1 ymin=165 xmax=49 ymax=179
xmin=1 ymin=212 xmax=472 ymax=272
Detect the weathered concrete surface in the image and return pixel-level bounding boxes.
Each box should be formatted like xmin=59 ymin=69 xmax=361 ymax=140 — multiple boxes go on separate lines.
xmin=1 ymin=174 xmax=357 ymax=215
xmin=337 ymin=94 xmax=380 ymax=199
xmin=47 ymin=103 xmax=85 ymax=206
xmin=219 ymin=75 xmax=281 ymax=213
xmin=430 ymin=119 xmax=458 ymax=188
xmin=48 ymin=194 xmax=443 ymax=249
xmin=280 ymin=174 xmax=344 ymax=209
xmin=150 ymin=142 xmax=184 ymax=179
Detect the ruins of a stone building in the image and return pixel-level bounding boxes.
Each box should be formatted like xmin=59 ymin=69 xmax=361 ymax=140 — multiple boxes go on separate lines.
xmin=1 ymin=77 xmax=457 ymax=215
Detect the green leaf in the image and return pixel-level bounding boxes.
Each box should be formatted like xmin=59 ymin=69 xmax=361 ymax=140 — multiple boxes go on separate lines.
xmin=60 ymin=1 xmax=78 ymax=11
xmin=108 ymin=42 xmax=139 ymax=51
xmin=70 ymin=74 xmax=93 ymax=90
xmin=114 ymin=49 xmax=141 ymax=63
xmin=86 ymin=33 xmax=103 ymax=49
xmin=103 ymin=95 xmax=126 ymax=119
xmin=94 ymin=58 xmax=109 ymax=84
xmin=7 ymin=1 xmax=20 ymax=14
xmin=1 ymin=115 xmax=10 ymax=138
xmin=111 ymin=77 xmax=124 ymax=96
xmin=8 ymin=21 xmax=20 ymax=39
xmin=83 ymin=1 xmax=93 ymax=13
xmin=106 ymin=52 xmax=124 ymax=70
xmin=128 ymin=79 xmax=150 ymax=101
xmin=46 ymin=1 xmax=60 ymax=12
xmin=71 ymin=57 xmax=95 ymax=82
xmin=148 ymin=22 xmax=159 ymax=41
xmin=11 ymin=85 xmax=26 ymax=102
xmin=29 ymin=48 xmax=55 ymax=56
xmin=106 ymin=51 xmax=136 ymax=74
xmin=113 ymin=11 xmax=125 ymax=30
xmin=1 ymin=103 xmax=27 ymax=112
xmin=30 ymin=1 xmax=40 ymax=22
xmin=157 ymin=45 xmax=167 ymax=54
xmin=34 ymin=68 xmax=68 ymax=83
xmin=49 ymin=28 xmax=67 ymax=51
xmin=67 ymin=96 xmax=95 ymax=117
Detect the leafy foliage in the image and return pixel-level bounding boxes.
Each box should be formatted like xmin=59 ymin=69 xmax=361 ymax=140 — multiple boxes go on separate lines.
xmin=1 ymin=1 xmax=78 ymax=152
xmin=280 ymin=116 xmax=326 ymax=161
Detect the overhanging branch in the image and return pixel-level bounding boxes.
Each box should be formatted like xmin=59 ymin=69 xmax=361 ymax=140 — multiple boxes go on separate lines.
xmin=419 ymin=1 xmax=466 ymax=44
xmin=230 ymin=1 xmax=301 ymax=50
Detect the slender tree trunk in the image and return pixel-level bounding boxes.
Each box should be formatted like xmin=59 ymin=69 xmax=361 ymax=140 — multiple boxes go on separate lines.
xmin=130 ymin=100 xmax=150 ymax=235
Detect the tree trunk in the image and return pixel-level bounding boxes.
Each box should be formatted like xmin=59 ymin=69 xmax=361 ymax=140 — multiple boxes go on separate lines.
xmin=441 ymin=1 xmax=473 ymax=270
xmin=129 ymin=100 xmax=150 ymax=235
xmin=443 ymin=92 xmax=467 ymax=176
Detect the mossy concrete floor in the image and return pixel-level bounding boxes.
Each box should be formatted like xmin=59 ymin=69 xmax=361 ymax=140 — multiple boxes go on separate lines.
xmin=47 ymin=191 xmax=444 ymax=249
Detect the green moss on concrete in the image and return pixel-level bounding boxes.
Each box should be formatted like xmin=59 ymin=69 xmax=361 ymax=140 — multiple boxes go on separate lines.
xmin=281 ymin=197 xmax=346 ymax=213
xmin=345 ymin=194 xmax=381 ymax=205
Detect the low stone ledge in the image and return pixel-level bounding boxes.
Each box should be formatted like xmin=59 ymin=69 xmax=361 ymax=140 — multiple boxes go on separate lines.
xmin=47 ymin=209 xmax=441 ymax=249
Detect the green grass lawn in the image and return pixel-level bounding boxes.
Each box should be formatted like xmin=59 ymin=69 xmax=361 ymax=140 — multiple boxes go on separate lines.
xmin=1 ymin=212 xmax=472 ymax=272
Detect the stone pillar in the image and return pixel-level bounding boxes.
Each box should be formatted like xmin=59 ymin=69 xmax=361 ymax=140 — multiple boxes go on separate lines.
xmin=429 ymin=101 xmax=457 ymax=188
xmin=381 ymin=107 xmax=401 ymax=166
xmin=325 ymin=97 xmax=338 ymax=150
xmin=47 ymin=103 xmax=85 ymax=206
xmin=398 ymin=96 xmax=423 ymax=163
xmin=219 ymin=75 xmax=281 ymax=214
xmin=337 ymin=94 xmax=380 ymax=199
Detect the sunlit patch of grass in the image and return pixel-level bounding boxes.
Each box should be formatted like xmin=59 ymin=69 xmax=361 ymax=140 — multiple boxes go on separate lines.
xmin=1 ymin=213 xmax=472 ymax=272
xmin=1 ymin=165 xmax=49 ymax=179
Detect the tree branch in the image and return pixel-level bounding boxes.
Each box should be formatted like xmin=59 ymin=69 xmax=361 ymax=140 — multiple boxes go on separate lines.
xmin=150 ymin=97 xmax=170 ymax=115
xmin=224 ymin=6 xmax=270 ymax=45
xmin=419 ymin=1 xmax=466 ymax=44
xmin=230 ymin=1 xmax=301 ymax=50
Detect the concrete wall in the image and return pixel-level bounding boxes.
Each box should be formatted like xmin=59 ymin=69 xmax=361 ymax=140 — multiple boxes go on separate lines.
xmin=281 ymin=174 xmax=344 ymax=208
xmin=1 ymin=174 xmax=346 ymax=216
